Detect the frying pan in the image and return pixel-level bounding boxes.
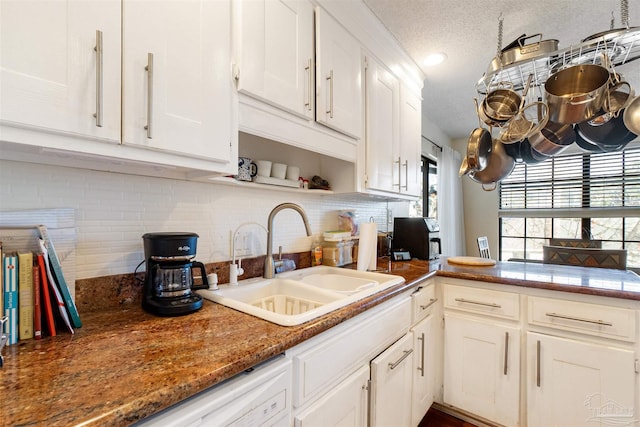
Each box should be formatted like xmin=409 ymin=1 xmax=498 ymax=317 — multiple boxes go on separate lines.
xmin=576 ymin=109 xmax=638 ymax=147
xmin=575 ymin=129 xmax=631 ymax=153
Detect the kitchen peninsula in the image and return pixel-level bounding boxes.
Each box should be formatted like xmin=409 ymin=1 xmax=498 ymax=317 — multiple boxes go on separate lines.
xmin=2 ymin=258 xmax=640 ymax=426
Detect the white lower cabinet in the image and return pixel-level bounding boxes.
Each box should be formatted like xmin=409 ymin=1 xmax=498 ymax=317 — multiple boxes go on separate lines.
xmin=294 ymin=365 xmax=369 ymax=427
xmin=410 ymin=281 xmax=438 ymax=426
xmin=527 ymin=332 xmax=636 ymax=427
xmin=288 ymin=292 xmax=412 ymax=425
xmin=411 ymin=314 xmax=436 ymax=426
xmin=443 ymin=312 xmax=521 ymax=426
xmin=439 ymin=278 xmax=640 ymax=427
xmin=370 ymin=333 xmax=415 ymax=427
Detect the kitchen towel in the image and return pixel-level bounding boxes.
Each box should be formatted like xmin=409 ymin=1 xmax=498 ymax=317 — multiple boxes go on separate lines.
xmin=357 ymin=221 xmax=377 ymax=271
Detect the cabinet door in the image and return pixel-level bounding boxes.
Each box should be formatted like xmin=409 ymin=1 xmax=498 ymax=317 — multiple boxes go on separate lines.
xmin=236 ymin=0 xmax=314 ymax=120
xmin=399 ymin=86 xmax=422 ymax=197
xmin=122 ymin=0 xmax=233 ymax=164
xmin=315 ymin=7 xmax=362 ymax=139
xmin=0 ymin=0 xmax=121 ymax=143
xmin=411 ymin=314 xmax=436 ymax=426
xmin=443 ymin=313 xmax=520 ymax=427
xmin=370 ymin=333 xmax=414 ymax=427
xmin=527 ymin=332 xmax=636 ymax=427
xmin=294 ymin=365 xmax=368 ymax=427
xmin=364 ymin=56 xmax=399 ymax=193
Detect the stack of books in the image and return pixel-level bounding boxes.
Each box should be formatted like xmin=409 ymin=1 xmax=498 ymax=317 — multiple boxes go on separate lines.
xmin=2 ymin=225 xmax=82 ymax=345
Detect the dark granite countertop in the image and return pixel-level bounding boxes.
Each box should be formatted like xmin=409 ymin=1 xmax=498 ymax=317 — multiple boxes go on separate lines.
xmin=2 ymin=258 xmax=640 ymax=426
xmin=438 ymin=256 xmax=640 ymax=300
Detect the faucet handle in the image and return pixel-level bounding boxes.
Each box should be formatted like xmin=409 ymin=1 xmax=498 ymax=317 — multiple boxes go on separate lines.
xmin=278 ymin=245 xmax=283 ymax=260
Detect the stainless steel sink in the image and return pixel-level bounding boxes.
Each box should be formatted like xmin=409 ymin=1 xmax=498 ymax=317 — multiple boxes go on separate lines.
xmin=197 ymin=266 xmax=404 ymax=326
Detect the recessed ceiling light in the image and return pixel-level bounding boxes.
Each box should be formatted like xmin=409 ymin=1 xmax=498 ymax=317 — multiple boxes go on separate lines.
xmin=423 ymin=52 xmax=447 ymax=67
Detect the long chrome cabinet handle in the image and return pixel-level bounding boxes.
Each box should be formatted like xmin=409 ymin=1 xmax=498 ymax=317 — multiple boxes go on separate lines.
xmin=93 ymin=30 xmax=103 ymax=127
xmin=536 ymin=340 xmax=541 ymax=387
xmin=304 ymin=58 xmax=312 ymax=111
xmin=402 ymin=160 xmax=408 ymax=190
xmin=420 ymin=298 xmax=438 ymax=311
xmin=545 ymin=312 xmax=613 ymax=327
xmin=144 ymin=52 xmax=154 ymax=139
xmin=503 ymin=331 xmax=509 ymax=375
xmin=394 ymin=157 xmax=401 ymax=188
xmin=454 ymin=298 xmax=502 ymax=309
xmin=388 ymin=349 xmax=413 ymax=370
xmin=417 ymin=333 xmax=425 ymax=377
xmin=326 ymin=69 xmax=333 ymax=118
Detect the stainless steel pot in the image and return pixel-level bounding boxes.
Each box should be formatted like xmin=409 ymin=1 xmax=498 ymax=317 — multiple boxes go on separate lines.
xmin=500 ymin=34 xmax=559 ymax=67
xmin=469 ymin=138 xmax=516 ymax=191
xmin=480 ymin=82 xmax=521 ymax=126
xmin=465 ymin=127 xmax=492 ymax=172
xmin=624 ymin=95 xmax=640 ymax=135
xmin=545 ymin=64 xmax=610 ymax=124
xmin=528 ymin=121 xmax=575 ymax=157
xmin=486 ymin=34 xmax=559 ymax=75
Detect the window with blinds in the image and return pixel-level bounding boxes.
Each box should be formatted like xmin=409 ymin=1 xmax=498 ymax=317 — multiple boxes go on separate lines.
xmin=500 ymin=147 xmax=640 ymax=211
xmin=498 ymin=146 xmax=640 ymax=268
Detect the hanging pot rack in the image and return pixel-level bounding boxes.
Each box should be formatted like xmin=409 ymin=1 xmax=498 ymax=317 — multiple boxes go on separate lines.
xmin=476 ymin=26 xmax=640 ymax=95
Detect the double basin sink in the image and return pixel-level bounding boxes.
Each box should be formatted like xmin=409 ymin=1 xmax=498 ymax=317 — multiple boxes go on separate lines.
xmin=197 ymin=266 xmax=405 ymax=326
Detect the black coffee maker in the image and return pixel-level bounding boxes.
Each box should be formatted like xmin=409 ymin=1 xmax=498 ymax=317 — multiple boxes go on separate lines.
xmin=142 ymin=232 xmax=209 ymax=316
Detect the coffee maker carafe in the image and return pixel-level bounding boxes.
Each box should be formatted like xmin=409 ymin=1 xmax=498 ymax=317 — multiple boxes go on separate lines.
xmin=142 ymin=232 xmax=209 ymax=316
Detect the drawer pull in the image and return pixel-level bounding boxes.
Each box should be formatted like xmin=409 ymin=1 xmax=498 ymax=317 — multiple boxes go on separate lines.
xmin=420 ymin=298 xmax=438 ymax=311
xmin=417 ymin=333 xmax=425 ymax=377
xmin=545 ymin=312 xmax=613 ymax=327
xmin=388 ymin=349 xmax=413 ymax=370
xmin=454 ymin=298 xmax=501 ymax=309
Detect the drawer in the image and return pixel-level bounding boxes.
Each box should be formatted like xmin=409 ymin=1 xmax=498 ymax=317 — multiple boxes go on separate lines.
xmin=289 ymin=295 xmax=411 ymax=409
xmin=528 ymin=296 xmax=636 ymax=342
xmin=444 ymin=284 xmax=520 ymax=320
xmin=411 ymin=281 xmax=437 ymax=324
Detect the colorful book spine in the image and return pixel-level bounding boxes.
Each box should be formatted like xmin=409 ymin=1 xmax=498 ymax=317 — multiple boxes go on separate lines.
xmin=37 ymin=225 xmax=82 ymax=328
xmin=37 ymin=253 xmax=56 ymax=337
xmin=33 ymin=265 xmax=42 ymax=340
xmin=3 ymin=254 xmax=18 ymax=345
xmin=18 ymin=251 xmax=34 ymax=340
xmin=0 ymin=242 xmax=3 ymax=322
xmin=38 ymin=240 xmax=73 ymax=335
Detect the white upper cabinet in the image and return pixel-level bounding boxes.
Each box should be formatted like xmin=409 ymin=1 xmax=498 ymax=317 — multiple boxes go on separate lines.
xmin=0 ymin=0 xmax=121 ymax=143
xmin=122 ymin=0 xmax=233 ymax=164
xmin=364 ymin=56 xmax=399 ymax=193
xmin=235 ymin=0 xmax=315 ymax=120
xmin=1 ymin=0 xmax=235 ymax=177
xmin=399 ymin=86 xmax=422 ymax=197
xmin=363 ymin=55 xmax=422 ymax=198
xmin=315 ymin=7 xmax=362 ymax=140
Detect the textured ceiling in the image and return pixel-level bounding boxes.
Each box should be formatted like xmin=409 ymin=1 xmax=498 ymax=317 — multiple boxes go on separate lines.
xmin=363 ymin=0 xmax=640 ymax=142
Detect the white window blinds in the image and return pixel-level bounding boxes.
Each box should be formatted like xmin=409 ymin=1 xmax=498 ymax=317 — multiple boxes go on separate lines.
xmin=500 ymin=146 xmax=640 ymax=212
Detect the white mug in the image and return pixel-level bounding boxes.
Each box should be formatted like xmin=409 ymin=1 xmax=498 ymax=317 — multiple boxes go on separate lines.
xmin=286 ymin=166 xmax=300 ymax=181
xmin=255 ymin=160 xmax=272 ymax=177
xmin=271 ymin=163 xmax=287 ymax=179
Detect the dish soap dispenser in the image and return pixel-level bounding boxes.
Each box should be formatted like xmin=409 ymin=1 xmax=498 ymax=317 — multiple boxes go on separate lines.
xmin=311 ymin=235 xmax=323 ymax=266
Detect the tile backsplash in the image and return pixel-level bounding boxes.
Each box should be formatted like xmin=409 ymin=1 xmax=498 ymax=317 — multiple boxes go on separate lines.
xmin=1 ymin=160 xmax=408 ymax=280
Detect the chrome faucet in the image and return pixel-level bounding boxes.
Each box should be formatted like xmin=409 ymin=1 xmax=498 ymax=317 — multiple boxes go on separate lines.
xmin=264 ymin=203 xmax=312 ymax=279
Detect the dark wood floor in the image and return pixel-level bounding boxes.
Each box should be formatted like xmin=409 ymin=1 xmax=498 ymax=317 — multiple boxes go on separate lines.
xmin=419 ymin=407 xmax=479 ymax=427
